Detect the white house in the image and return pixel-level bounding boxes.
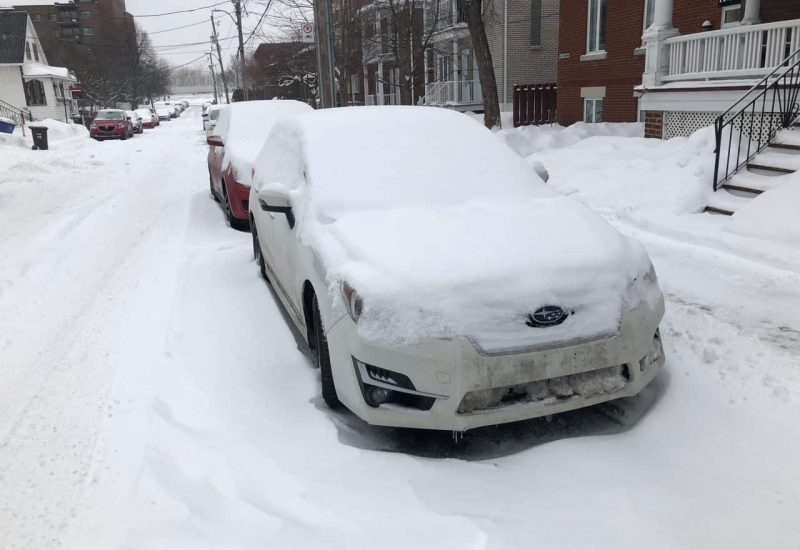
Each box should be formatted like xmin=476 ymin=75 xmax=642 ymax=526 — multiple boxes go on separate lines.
xmin=0 ymin=9 xmax=77 ymax=123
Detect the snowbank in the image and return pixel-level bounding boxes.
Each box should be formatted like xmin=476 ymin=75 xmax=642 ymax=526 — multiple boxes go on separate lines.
xmin=729 ymin=172 xmax=800 ymax=247
xmin=0 ymin=118 xmax=88 ymax=149
xmin=216 ymin=100 xmax=312 ymax=185
xmin=497 ymin=121 xmax=644 ymax=158
xmin=254 ymin=107 xmax=657 ymax=350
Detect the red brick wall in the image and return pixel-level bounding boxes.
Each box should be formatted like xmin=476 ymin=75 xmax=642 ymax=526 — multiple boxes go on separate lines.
xmin=555 ymin=0 xmax=739 ymax=126
xmin=759 ymin=0 xmax=800 ymax=24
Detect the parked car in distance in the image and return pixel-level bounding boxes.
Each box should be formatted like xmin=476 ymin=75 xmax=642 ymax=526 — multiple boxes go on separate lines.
xmin=136 ymin=108 xmax=157 ymax=129
xmin=89 ymin=109 xmax=134 ymax=140
xmin=204 ymin=105 xmax=224 ymax=135
xmin=125 ymin=110 xmax=143 ymax=134
xmin=155 ymin=106 xmax=171 ymax=121
xmin=207 ymin=100 xmax=312 ymax=230
xmin=249 ymin=106 xmax=666 ymax=431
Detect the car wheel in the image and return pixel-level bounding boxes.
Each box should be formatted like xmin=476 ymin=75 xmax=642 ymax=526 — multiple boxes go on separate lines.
xmin=121 ymin=133 xmax=127 ymax=141
xmin=311 ymin=293 xmax=341 ymax=409
xmin=252 ymin=224 xmax=269 ymax=281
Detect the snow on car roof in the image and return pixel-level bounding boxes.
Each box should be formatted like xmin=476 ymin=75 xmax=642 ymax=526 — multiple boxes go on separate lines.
xmin=215 ymin=100 xmax=312 ymax=185
xmin=253 ymin=107 xmax=656 ymax=351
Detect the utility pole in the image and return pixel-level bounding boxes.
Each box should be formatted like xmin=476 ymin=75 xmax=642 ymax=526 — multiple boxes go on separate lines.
xmin=313 ymin=0 xmax=336 ymax=107
xmin=233 ymin=0 xmax=247 ymax=100
xmin=208 ymin=52 xmax=220 ymax=104
xmin=210 ymin=14 xmax=230 ymax=103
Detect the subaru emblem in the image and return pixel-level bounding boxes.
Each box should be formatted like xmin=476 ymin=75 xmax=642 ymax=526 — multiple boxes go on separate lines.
xmin=526 ymin=305 xmax=569 ymax=328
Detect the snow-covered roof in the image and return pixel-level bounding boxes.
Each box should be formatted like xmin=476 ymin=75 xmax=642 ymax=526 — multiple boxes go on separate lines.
xmin=215 ymin=100 xmax=312 ymax=186
xmin=22 ymin=64 xmax=75 ymax=81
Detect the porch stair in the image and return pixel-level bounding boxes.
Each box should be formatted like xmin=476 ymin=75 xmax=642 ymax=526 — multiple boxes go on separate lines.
xmin=708 ymin=45 xmax=800 ymax=216
xmin=706 ymin=127 xmax=799 ymax=216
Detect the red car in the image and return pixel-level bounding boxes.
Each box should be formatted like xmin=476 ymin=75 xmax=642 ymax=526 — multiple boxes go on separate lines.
xmin=206 ymin=100 xmax=313 ymax=230
xmin=90 ymin=109 xmax=133 ymax=140
xmin=136 ymin=108 xmax=158 ymax=129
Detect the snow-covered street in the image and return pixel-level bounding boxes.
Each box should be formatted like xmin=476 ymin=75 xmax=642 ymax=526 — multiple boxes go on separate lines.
xmin=1 ymin=108 xmax=798 ymax=549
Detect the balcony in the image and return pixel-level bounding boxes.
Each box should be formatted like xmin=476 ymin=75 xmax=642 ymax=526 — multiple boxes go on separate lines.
xmin=365 ymin=91 xmax=401 ymax=106
xmin=663 ymin=19 xmax=800 ymax=82
xmin=421 ymin=79 xmax=482 ymax=108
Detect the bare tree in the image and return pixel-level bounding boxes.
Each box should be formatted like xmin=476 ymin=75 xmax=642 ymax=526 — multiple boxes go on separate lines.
xmin=463 ymin=0 xmax=500 ymax=128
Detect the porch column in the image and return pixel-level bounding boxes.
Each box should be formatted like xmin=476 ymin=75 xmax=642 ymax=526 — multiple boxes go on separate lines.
xmin=377 ymin=61 xmax=384 ymax=105
xmin=452 ymin=39 xmax=459 ymax=103
xmin=741 ymin=0 xmax=761 ymax=25
xmin=641 ymin=0 xmax=679 ymax=87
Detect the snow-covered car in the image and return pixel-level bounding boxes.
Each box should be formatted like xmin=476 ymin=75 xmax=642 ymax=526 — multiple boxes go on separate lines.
xmin=89 ymin=109 xmax=133 ymax=140
xmin=249 ymin=107 xmax=666 ymax=431
xmin=125 ymin=110 xmax=143 ymax=134
xmin=204 ymin=105 xmax=224 ymax=134
xmin=207 ymin=100 xmax=312 ymax=229
xmin=136 ymin=108 xmax=157 ymax=129
xmin=155 ymin=106 xmax=171 ymax=121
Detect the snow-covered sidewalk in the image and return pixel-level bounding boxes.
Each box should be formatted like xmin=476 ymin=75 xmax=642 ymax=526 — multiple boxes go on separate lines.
xmin=0 ymin=112 xmax=798 ymax=549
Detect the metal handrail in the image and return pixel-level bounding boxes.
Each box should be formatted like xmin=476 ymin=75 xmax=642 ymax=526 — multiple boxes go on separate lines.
xmin=0 ymin=99 xmax=33 ymax=123
xmin=713 ymin=47 xmax=800 ymax=190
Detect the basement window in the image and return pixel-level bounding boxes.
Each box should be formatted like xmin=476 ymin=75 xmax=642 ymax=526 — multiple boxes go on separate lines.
xmin=584 ymin=98 xmax=603 ymax=123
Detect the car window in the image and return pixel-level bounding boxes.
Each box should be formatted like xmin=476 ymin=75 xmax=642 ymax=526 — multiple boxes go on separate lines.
xmin=210 ymin=109 xmax=221 ymax=121
xmin=97 ymin=110 xmax=123 ymax=120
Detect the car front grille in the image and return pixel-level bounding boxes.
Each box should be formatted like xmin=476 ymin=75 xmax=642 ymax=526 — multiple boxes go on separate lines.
xmin=457 ymin=364 xmax=630 ymax=414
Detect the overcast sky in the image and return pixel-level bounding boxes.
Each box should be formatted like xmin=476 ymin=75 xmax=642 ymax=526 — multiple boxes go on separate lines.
xmin=3 ymin=0 xmax=288 ymax=68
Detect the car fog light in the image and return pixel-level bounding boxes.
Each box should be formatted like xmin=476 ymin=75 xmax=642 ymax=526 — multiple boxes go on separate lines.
xmin=367 ymin=386 xmax=392 ymax=406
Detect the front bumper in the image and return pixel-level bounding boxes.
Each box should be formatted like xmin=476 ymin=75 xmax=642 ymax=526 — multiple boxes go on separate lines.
xmin=326 ymin=300 xmax=665 ymax=431
xmin=90 ymin=126 xmax=125 ymax=138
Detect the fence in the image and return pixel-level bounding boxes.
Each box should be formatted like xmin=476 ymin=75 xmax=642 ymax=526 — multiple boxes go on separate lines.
xmin=513 ymin=83 xmax=556 ymax=127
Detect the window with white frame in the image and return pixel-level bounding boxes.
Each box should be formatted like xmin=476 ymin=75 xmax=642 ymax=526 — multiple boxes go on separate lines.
xmin=586 ymin=0 xmax=607 ymax=53
xmin=584 ymin=98 xmax=603 ymax=123
xmin=721 ymin=5 xmax=741 ymax=28
xmin=643 ymin=0 xmax=655 ymax=31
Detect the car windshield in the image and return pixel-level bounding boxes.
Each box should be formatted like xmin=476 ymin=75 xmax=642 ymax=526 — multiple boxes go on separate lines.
xmin=97 ymin=111 xmax=124 ymax=120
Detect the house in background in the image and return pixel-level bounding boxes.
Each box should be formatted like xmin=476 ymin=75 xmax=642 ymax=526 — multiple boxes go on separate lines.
xmin=250 ymin=42 xmax=318 ymax=105
xmin=0 ymin=9 xmax=77 ymax=123
xmin=420 ymin=0 xmax=559 ymax=111
xmin=557 ymin=0 xmax=800 ymax=137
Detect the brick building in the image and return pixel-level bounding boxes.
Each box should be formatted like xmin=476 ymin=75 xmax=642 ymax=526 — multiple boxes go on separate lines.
xmin=557 ymin=0 xmax=800 ymax=136
xmin=250 ymin=42 xmax=317 ymax=104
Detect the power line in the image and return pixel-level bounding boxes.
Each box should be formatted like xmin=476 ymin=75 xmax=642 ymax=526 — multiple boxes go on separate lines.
xmin=132 ymin=1 xmax=229 ymax=18
xmin=148 ymin=19 xmax=210 ymax=35
xmin=152 ymin=35 xmax=237 ymax=49
xmin=169 ymin=54 xmax=209 ymax=70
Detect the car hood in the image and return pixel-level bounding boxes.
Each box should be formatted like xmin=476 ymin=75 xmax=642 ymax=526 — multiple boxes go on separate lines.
xmin=305 ymin=194 xmax=660 ymax=353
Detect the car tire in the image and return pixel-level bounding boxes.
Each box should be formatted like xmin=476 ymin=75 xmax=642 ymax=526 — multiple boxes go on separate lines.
xmin=252 ymin=224 xmax=269 ymax=281
xmin=311 ymin=293 xmax=341 ymax=409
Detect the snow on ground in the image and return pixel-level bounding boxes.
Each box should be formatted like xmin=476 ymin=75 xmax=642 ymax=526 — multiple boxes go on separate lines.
xmin=0 ymin=109 xmax=798 ymax=550
xmin=0 ymin=118 xmax=88 ymax=149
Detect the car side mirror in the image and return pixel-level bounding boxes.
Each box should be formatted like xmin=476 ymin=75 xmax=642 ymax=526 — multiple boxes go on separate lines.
xmin=257 ymin=184 xmax=294 ymax=229
xmin=207 ymin=135 xmax=224 ymax=147
xmin=126 ymin=116 xmax=131 ymax=121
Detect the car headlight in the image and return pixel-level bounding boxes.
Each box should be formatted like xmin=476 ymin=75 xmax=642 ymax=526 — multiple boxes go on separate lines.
xmin=341 ymin=282 xmax=363 ymax=322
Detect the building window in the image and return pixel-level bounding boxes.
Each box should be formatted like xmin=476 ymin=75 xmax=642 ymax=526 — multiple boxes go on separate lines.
xmin=80 ymin=11 xmax=90 ymax=18
xmin=530 ymin=0 xmax=541 ymax=46
xmin=25 ymin=42 xmax=31 ymax=60
xmin=32 ymin=44 xmax=39 ymax=62
xmin=643 ymin=0 xmax=655 ymax=30
xmin=82 ymin=27 xmax=93 ymax=35
xmin=586 ymin=0 xmax=607 ymax=53
xmin=584 ymin=98 xmax=603 ymax=123
xmin=721 ymin=5 xmax=741 ymax=28
xmin=24 ymin=79 xmax=47 ymax=106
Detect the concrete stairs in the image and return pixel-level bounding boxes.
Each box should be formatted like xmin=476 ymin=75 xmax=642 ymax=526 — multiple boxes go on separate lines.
xmin=705 ymin=127 xmax=800 ymax=216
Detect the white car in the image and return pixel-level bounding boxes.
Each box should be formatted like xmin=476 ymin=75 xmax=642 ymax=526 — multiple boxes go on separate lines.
xmin=204 ymin=105 xmax=225 ymax=135
xmin=155 ymin=106 xmax=171 ymax=121
xmin=249 ymin=107 xmax=666 ymax=431
xmin=125 ymin=110 xmax=143 ymax=134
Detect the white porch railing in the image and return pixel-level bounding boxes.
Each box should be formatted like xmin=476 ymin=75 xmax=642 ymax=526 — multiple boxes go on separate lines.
xmin=664 ymin=19 xmax=800 ymax=81
xmin=421 ymin=79 xmax=482 ymax=105
xmin=365 ymin=92 xmax=400 ymax=106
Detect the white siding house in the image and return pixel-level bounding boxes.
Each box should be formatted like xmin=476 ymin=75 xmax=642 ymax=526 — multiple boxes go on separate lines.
xmin=0 ymin=10 xmax=77 ymax=123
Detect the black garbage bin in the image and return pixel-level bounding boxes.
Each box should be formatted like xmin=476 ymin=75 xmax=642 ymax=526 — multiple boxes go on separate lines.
xmin=30 ymin=125 xmax=49 ymax=150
